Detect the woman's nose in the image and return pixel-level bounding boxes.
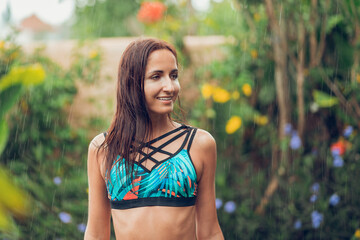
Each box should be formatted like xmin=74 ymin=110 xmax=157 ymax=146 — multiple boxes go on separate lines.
xmin=162 ymin=77 xmax=174 ymax=92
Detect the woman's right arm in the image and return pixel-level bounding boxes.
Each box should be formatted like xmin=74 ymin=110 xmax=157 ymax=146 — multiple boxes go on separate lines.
xmin=84 ymin=136 xmax=111 ymax=240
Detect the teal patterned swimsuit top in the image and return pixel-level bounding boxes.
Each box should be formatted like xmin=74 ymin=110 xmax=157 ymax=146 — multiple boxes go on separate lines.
xmin=105 ymin=125 xmax=198 ymax=209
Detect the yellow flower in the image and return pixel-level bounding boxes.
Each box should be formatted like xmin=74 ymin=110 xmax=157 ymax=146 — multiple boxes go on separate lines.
xmin=253 ymin=13 xmax=261 ymax=22
xmin=254 ymin=115 xmax=268 ymax=125
xmin=212 ymin=87 xmax=231 ymax=103
xmin=0 ymin=64 xmax=45 ymax=91
xmin=89 ymin=50 xmax=98 ymax=59
xmin=0 ymin=205 xmax=11 ymax=231
xmin=201 ymin=83 xmax=214 ymax=99
xmin=232 ymin=91 xmax=240 ymax=100
xmin=250 ymin=50 xmax=258 ymax=59
xmin=355 ymin=229 xmax=360 ymax=238
xmin=357 ymin=74 xmax=360 ymax=83
xmin=0 ymin=168 xmax=30 ymax=232
xmin=226 ymin=116 xmax=242 ymax=134
xmin=0 ymin=41 xmax=5 ymax=50
xmin=242 ymin=83 xmax=252 ymax=96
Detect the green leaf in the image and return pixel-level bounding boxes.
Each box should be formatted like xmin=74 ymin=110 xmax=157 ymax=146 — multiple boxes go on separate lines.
xmin=0 ymin=119 xmax=9 ymax=156
xmin=0 ymin=84 xmax=24 ymax=120
xmin=326 ymin=15 xmax=343 ymax=33
xmin=312 ymin=90 xmax=339 ymax=108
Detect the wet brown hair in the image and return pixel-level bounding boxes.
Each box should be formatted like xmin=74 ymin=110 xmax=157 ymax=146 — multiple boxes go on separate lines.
xmin=98 ymin=38 xmax=181 ymax=181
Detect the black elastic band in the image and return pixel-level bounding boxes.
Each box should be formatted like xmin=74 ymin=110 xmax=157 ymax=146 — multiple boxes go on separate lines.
xmin=111 ymin=196 xmax=196 ymax=210
xmin=145 ymin=125 xmax=187 ymax=145
xmin=187 ymin=128 xmax=197 ymax=151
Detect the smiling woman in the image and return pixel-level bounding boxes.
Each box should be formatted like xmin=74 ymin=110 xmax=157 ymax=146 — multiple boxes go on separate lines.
xmin=84 ymin=38 xmax=224 ymax=240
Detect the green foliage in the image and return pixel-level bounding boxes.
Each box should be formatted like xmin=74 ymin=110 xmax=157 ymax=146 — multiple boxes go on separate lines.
xmin=185 ymin=0 xmax=360 ymax=239
xmin=0 ymin=38 xmax=102 ymax=238
xmin=72 ymin=0 xmax=139 ymax=38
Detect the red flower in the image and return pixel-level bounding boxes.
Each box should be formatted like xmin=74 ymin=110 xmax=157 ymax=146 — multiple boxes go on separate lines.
xmin=137 ymin=2 xmax=167 ymax=24
xmin=330 ymin=141 xmax=346 ymax=156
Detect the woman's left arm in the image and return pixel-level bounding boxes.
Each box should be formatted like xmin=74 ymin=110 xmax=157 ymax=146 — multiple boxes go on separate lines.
xmin=191 ymin=130 xmax=224 ymax=240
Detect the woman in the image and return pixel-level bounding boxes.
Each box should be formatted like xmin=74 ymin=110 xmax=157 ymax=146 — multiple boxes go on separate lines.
xmin=85 ymin=38 xmax=224 ymax=240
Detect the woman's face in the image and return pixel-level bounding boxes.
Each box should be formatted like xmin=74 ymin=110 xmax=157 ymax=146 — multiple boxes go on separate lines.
xmin=144 ymin=49 xmax=180 ymax=118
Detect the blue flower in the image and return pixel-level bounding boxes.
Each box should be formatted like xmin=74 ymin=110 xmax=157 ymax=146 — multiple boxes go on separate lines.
xmin=53 ymin=176 xmax=62 ymax=185
xmin=333 ymin=156 xmax=344 ymax=167
xmin=58 ymin=212 xmax=72 ymax=223
xmin=294 ymin=219 xmax=302 ymax=229
xmin=224 ymin=201 xmax=236 ymax=213
xmin=343 ymin=126 xmax=353 ymax=138
xmin=329 ymin=193 xmax=340 ymax=206
xmin=310 ymin=194 xmax=318 ymax=203
xmin=331 ymin=148 xmax=340 ymax=157
xmin=311 ymin=210 xmax=323 ymax=229
xmin=284 ymin=123 xmax=293 ymax=135
xmin=77 ymin=223 xmax=86 ymax=233
xmin=311 ymin=183 xmax=320 ymax=194
xmin=290 ymin=132 xmax=302 ymax=150
xmin=215 ymin=198 xmax=223 ymax=209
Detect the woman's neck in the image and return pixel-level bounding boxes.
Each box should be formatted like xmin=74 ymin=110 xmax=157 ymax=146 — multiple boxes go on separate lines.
xmin=149 ymin=115 xmax=177 ymax=139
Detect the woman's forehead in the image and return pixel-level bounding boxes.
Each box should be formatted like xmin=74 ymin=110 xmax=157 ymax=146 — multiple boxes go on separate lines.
xmin=146 ymin=49 xmax=177 ymax=72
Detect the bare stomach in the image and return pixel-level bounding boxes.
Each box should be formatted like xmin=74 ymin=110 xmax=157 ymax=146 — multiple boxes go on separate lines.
xmin=111 ymin=205 xmax=196 ymax=240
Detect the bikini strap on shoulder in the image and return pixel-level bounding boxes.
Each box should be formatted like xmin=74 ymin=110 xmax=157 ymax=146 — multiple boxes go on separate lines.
xmin=187 ymin=127 xmax=197 ymax=151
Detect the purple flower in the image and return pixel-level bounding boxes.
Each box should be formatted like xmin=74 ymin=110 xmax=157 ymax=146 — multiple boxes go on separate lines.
xmin=224 ymin=201 xmax=236 ymax=213
xmin=215 ymin=198 xmax=223 ymax=209
xmin=294 ymin=219 xmax=302 ymax=229
xmin=329 ymin=194 xmax=340 ymax=206
xmin=331 ymin=148 xmax=341 ymax=157
xmin=311 ymin=183 xmax=320 ymax=194
xmin=77 ymin=223 xmax=86 ymax=233
xmin=343 ymin=126 xmax=353 ymax=138
xmin=53 ymin=176 xmax=62 ymax=185
xmin=58 ymin=212 xmax=72 ymax=223
xmin=310 ymin=194 xmax=318 ymax=203
xmin=284 ymin=123 xmax=293 ymax=135
xmin=311 ymin=210 xmax=323 ymax=229
xmin=290 ymin=132 xmax=302 ymax=150
xmin=333 ymin=156 xmax=344 ymax=167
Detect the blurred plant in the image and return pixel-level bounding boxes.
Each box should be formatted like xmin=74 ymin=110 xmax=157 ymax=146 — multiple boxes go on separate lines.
xmin=70 ymin=41 xmax=102 ymax=84
xmin=72 ymin=0 xmax=139 ymax=38
xmin=0 ymin=38 xmax=93 ymax=239
xmin=0 ymin=41 xmax=45 ymax=238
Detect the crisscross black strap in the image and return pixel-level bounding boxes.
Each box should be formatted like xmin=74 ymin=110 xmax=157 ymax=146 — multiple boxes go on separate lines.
xmin=102 ymin=125 xmax=197 ymax=171
xmin=137 ymin=126 xmax=190 ymax=164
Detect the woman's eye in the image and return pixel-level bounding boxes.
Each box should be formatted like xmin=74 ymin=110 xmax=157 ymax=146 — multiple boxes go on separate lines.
xmin=170 ymin=74 xmax=178 ymax=80
xmin=151 ymin=75 xmax=160 ymax=80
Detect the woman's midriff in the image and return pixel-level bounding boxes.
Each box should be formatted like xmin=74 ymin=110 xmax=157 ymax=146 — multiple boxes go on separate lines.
xmin=111 ymin=205 xmax=196 ymax=240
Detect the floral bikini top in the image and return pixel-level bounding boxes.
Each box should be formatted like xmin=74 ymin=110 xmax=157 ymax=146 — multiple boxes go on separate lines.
xmin=105 ymin=125 xmax=198 ymax=209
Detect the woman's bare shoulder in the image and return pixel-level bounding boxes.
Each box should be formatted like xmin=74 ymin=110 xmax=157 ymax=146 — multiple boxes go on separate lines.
xmin=89 ymin=132 xmax=106 ymax=150
xmin=191 ymin=128 xmax=216 ymax=152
